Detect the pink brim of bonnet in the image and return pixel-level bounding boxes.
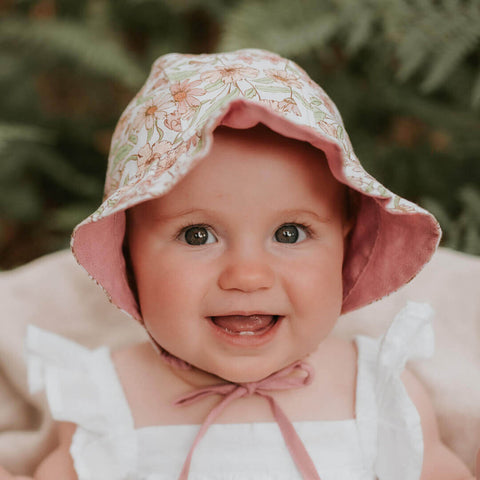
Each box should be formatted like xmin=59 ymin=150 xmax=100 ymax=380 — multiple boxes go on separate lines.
xmin=72 ymin=49 xmax=441 ymax=322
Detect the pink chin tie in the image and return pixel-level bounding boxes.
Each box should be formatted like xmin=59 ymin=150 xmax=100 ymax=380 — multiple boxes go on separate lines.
xmin=174 ymin=360 xmax=321 ymax=480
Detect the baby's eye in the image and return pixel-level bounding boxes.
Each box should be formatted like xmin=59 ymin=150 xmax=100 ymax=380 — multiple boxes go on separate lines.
xmin=180 ymin=225 xmax=217 ymax=245
xmin=274 ymin=224 xmax=308 ymax=244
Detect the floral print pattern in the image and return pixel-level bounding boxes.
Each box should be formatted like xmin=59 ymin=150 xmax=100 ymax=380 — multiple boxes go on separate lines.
xmin=170 ymin=79 xmax=205 ymax=114
xmin=200 ymin=65 xmax=259 ymax=86
xmin=80 ymin=48 xmax=434 ymax=227
xmin=71 ymin=48 xmax=441 ymax=322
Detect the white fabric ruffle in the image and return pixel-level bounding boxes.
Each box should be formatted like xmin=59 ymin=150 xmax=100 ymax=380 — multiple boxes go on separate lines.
xmin=374 ymin=301 xmax=434 ymax=480
xmin=26 ymin=326 xmax=137 ymax=479
xmin=25 ymin=301 xmax=434 ymax=480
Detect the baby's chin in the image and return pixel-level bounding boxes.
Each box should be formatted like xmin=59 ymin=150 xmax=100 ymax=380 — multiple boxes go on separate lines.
xmin=195 ymin=356 xmax=304 ymax=384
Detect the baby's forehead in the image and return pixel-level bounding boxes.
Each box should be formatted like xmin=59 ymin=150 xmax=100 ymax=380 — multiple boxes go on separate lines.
xmin=214 ymin=124 xmax=325 ymax=156
xmin=210 ymin=125 xmax=342 ymax=189
xmin=129 ymin=125 xmax=348 ymax=222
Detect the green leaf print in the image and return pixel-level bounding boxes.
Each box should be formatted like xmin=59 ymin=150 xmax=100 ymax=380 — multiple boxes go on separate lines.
xmin=191 ymin=136 xmax=204 ymax=156
xmin=136 ymin=94 xmax=153 ymax=106
xmin=378 ymin=186 xmax=389 ymax=198
xmin=168 ymin=70 xmax=198 ymax=82
xmin=155 ymin=122 xmax=164 ymax=141
xmin=110 ymin=140 xmax=121 ymax=158
xmin=314 ymin=110 xmax=326 ymax=122
xmin=254 ymin=77 xmax=275 ymax=84
xmin=205 ymin=79 xmax=225 ymax=91
xmin=309 ymin=98 xmax=323 ymax=107
xmin=196 ymin=88 xmax=240 ymax=126
xmin=111 ymin=143 xmax=134 ymax=169
xmin=256 ymin=85 xmax=291 ymax=94
xmin=146 ymin=127 xmax=154 ymax=143
xmin=291 ymin=91 xmax=309 ymax=109
xmin=244 ymin=87 xmax=257 ymax=99
xmin=128 ymin=134 xmax=138 ymax=145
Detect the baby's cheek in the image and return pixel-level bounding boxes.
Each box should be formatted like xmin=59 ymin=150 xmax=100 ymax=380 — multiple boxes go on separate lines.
xmin=303 ymin=317 xmax=338 ymax=352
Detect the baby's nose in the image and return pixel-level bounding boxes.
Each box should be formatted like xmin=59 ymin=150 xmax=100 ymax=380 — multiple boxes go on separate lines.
xmin=217 ymin=254 xmax=275 ymax=292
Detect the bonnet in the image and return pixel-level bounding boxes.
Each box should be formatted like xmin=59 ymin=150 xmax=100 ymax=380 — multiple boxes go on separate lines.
xmin=70 ymin=49 xmax=442 ymax=480
xmin=71 ymin=48 xmax=441 ymax=323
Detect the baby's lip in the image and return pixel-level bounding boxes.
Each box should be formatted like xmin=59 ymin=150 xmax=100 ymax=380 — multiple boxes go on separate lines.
xmin=209 ymin=314 xmax=281 ymax=335
xmin=207 ymin=313 xmax=284 ymax=345
xmin=209 ymin=311 xmax=281 ymax=317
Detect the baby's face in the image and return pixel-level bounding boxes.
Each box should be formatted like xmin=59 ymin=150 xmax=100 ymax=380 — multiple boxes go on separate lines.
xmin=127 ymin=126 xmax=350 ymax=383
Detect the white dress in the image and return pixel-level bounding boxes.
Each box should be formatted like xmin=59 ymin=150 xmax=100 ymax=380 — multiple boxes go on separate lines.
xmin=26 ymin=302 xmax=434 ymax=480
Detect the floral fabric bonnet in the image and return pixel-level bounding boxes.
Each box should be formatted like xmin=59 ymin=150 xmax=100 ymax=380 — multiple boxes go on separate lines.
xmin=71 ymin=48 xmax=441 ymax=324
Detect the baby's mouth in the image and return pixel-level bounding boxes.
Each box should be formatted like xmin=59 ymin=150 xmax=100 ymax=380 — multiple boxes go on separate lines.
xmin=209 ymin=314 xmax=279 ymax=336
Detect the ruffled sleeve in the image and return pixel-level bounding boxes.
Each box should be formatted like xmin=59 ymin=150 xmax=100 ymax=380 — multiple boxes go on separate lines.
xmin=25 ymin=325 xmax=137 ymax=480
xmin=374 ymin=302 xmax=435 ymax=480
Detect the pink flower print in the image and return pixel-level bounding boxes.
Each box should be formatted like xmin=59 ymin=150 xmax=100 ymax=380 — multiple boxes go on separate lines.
xmin=236 ymin=53 xmax=255 ymax=64
xmin=181 ymin=133 xmax=200 ymax=153
xmin=137 ymin=141 xmax=174 ymax=171
xmin=260 ymin=99 xmax=280 ymax=113
xmin=186 ymin=133 xmax=199 ymax=150
xmin=277 ymin=98 xmax=301 ymax=116
xmin=320 ymin=95 xmax=338 ymax=117
xmin=201 ymin=64 xmax=259 ymax=84
xmin=258 ymin=52 xmax=282 ymax=64
xmin=132 ymin=95 xmax=171 ymax=133
xmin=318 ymin=121 xmax=339 ymax=139
xmin=265 ymin=69 xmax=302 ymax=88
xmin=137 ymin=143 xmax=154 ymax=169
xmin=157 ymin=150 xmax=177 ymax=172
xmin=170 ymin=79 xmax=205 ymax=114
xmin=151 ymin=59 xmax=171 ymax=78
xmin=261 ymin=98 xmax=301 ymax=117
xmin=152 ymin=76 xmax=169 ymax=91
xmin=164 ymin=111 xmax=183 ymax=132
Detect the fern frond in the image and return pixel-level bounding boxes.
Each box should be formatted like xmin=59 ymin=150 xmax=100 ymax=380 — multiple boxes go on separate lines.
xmin=0 ymin=123 xmax=54 ymax=147
xmin=0 ymin=125 xmax=101 ymax=198
xmin=0 ymin=18 xmax=146 ymax=88
xmin=32 ymin=150 xmax=103 ymax=198
xmin=219 ymin=0 xmax=339 ymax=56
xmin=421 ymin=10 xmax=480 ymax=91
xmin=381 ymin=0 xmax=480 ymax=104
xmin=345 ymin=9 xmax=375 ymax=54
xmin=49 ymin=203 xmax=101 ymax=231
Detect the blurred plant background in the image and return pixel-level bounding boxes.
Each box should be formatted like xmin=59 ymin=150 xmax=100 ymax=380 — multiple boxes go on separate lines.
xmin=0 ymin=0 xmax=479 ymax=269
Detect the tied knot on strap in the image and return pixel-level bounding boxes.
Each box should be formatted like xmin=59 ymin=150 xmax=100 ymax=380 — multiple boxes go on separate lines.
xmin=241 ymin=382 xmax=257 ymax=396
xmin=173 ymin=360 xmax=321 ymax=480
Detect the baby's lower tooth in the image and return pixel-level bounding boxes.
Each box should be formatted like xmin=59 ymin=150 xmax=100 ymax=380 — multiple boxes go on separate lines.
xmin=239 ymin=331 xmax=255 ymax=336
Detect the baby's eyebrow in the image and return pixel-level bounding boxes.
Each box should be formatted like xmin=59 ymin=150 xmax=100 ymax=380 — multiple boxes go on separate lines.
xmin=151 ymin=207 xmax=333 ymax=223
xmin=151 ymin=207 xmax=211 ymax=221
xmin=280 ymin=209 xmax=333 ymax=224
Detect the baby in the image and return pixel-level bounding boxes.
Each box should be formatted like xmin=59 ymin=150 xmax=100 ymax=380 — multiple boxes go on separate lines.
xmin=0 ymin=49 xmax=475 ymax=480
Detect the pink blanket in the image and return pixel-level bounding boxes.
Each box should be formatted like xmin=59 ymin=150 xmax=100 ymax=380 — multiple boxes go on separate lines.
xmin=0 ymin=248 xmax=479 ymax=475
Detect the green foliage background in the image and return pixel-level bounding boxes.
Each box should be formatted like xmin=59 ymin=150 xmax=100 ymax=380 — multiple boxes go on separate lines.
xmin=1 ymin=0 xmax=479 ymax=269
